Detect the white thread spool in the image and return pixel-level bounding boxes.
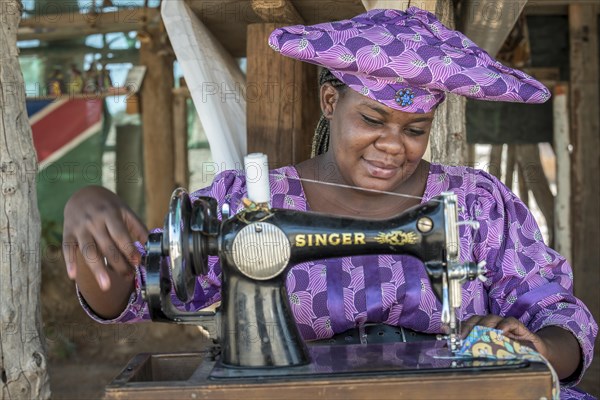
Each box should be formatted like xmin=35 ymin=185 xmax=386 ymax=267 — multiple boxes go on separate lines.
xmin=244 ymin=153 xmax=270 ymax=204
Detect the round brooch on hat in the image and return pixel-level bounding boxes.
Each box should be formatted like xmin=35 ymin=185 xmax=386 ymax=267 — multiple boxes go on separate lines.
xmin=395 ymin=88 xmax=415 ymax=107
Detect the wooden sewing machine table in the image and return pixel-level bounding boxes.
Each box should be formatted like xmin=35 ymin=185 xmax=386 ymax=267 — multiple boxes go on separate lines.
xmin=104 ymin=340 xmax=552 ymax=400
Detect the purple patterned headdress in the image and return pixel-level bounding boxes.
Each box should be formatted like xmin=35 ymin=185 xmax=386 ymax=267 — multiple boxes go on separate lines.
xmin=268 ymin=7 xmax=550 ymax=113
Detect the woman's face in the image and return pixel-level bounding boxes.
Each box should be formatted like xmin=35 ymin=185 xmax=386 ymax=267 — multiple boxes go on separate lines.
xmin=321 ymin=84 xmax=434 ymax=193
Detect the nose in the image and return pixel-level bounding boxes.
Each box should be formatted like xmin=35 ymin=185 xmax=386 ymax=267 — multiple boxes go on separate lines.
xmin=373 ymin=127 xmax=404 ymax=155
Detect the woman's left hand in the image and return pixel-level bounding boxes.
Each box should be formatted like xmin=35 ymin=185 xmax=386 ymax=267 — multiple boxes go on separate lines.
xmin=461 ymin=315 xmax=583 ymax=380
xmin=461 ymin=314 xmax=549 ymax=358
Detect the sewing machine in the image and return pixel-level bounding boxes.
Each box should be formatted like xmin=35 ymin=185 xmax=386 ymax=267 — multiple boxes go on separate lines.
xmin=104 ymin=154 xmax=553 ymax=399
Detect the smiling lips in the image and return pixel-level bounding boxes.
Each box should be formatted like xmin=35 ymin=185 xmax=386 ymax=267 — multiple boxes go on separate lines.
xmin=363 ymin=158 xmax=401 ymax=178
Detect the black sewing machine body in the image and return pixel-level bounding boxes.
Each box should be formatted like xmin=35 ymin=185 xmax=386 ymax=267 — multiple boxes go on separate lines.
xmin=142 ymin=185 xmax=486 ymax=366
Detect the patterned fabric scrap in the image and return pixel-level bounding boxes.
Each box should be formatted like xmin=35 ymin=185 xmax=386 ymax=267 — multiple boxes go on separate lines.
xmin=458 ymin=325 xmax=559 ymax=400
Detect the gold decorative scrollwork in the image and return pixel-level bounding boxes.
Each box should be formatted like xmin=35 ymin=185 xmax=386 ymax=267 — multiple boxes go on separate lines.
xmin=236 ymin=198 xmax=273 ymax=224
xmin=374 ymin=230 xmax=419 ymax=246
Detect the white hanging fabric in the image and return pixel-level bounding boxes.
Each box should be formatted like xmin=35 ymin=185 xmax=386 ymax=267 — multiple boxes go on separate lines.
xmin=161 ymin=0 xmax=247 ymax=172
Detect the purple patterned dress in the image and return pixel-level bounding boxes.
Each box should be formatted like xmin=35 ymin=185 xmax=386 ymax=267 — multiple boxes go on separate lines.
xmin=79 ymin=164 xmax=597 ymax=399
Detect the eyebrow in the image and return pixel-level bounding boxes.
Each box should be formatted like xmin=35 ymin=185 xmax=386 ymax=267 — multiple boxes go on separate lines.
xmin=406 ymin=116 xmax=434 ymax=123
xmin=359 ymin=101 xmax=434 ymax=122
xmin=360 ymin=101 xmax=390 ymax=116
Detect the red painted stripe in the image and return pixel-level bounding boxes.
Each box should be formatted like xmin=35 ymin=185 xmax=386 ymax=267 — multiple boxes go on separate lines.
xmin=31 ymin=99 xmax=103 ymax=163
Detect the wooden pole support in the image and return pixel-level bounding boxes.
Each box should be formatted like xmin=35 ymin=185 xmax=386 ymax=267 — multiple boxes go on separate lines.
xmin=0 ymin=1 xmax=50 ymax=398
xmin=173 ymin=92 xmax=189 ymax=190
xmin=552 ymin=83 xmax=571 ymax=262
xmin=140 ymin=28 xmax=175 ymax=229
xmin=246 ymin=23 xmax=319 ymax=168
xmin=251 ymin=0 xmax=304 ymax=24
xmin=569 ymin=4 xmax=600 ymax=395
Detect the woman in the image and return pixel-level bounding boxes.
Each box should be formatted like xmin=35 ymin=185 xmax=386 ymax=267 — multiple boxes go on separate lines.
xmin=63 ymin=7 xmax=596 ymax=398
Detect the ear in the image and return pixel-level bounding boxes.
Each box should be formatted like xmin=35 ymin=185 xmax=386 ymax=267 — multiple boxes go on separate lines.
xmin=319 ymin=83 xmax=340 ymax=120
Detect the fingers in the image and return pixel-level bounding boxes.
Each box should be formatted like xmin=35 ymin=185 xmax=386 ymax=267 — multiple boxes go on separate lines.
xmin=93 ymin=225 xmax=135 ymax=277
xmin=495 ymin=317 xmax=546 ymax=353
xmin=64 ymin=222 xmax=137 ymax=290
xmin=496 ymin=317 xmax=537 ymax=344
xmin=80 ymin=205 xmax=145 ymax=274
xmin=473 ymin=315 xmax=505 ymax=329
xmin=460 ymin=315 xmax=479 ymax=337
xmin=106 ymin=214 xmax=146 ymax=268
xmin=76 ymin=231 xmax=111 ymax=291
xmin=460 ymin=315 xmax=542 ymax=349
xmin=106 ymin=207 xmax=149 ymax=267
xmin=496 ymin=317 xmax=525 ymax=336
xmin=460 ymin=314 xmax=504 ymax=338
xmin=122 ymin=207 xmax=149 ymax=244
xmin=460 ymin=315 xmax=484 ymax=338
xmin=62 ymin=235 xmax=78 ymax=280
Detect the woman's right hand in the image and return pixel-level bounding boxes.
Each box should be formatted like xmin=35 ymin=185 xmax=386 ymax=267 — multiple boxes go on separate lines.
xmin=62 ymin=186 xmax=149 ymax=317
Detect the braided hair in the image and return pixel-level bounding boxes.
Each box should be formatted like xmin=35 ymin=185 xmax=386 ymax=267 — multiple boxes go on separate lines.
xmin=311 ymin=68 xmax=347 ymax=157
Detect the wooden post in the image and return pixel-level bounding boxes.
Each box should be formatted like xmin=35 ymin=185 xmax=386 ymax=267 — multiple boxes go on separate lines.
xmin=428 ymin=1 xmax=466 ymax=165
xmin=552 ymin=83 xmax=571 ymax=263
xmin=505 ymin=145 xmax=516 ymax=190
xmin=17 ymin=8 xmax=160 ymax=42
xmin=517 ymin=163 xmax=529 ymax=206
xmin=251 ymin=0 xmax=304 ymax=23
xmin=488 ymin=145 xmax=503 ymax=181
xmin=247 ymin=0 xmax=319 ymax=167
xmin=516 ymin=144 xmax=554 ymax=247
xmin=173 ymin=88 xmax=189 ymax=189
xmin=140 ymin=28 xmax=176 ymax=229
xmin=0 ymin=1 xmax=50 ymax=398
xmin=361 ymin=1 xmax=437 ymax=11
xmin=569 ymin=4 xmax=600 ymax=395
xmin=246 ymin=23 xmax=319 ymax=167
xmin=116 ymin=121 xmax=145 ymax=219
xmin=467 ymin=144 xmax=477 ymax=168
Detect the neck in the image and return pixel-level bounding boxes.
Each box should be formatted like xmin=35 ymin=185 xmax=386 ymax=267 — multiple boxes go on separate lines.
xmin=296 ymin=157 xmax=430 ymax=219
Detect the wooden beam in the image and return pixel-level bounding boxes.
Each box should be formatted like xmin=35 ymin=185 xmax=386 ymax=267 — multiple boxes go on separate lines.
xmin=527 ymin=0 xmax=600 ymax=4
xmin=489 ymin=145 xmax=503 ymax=181
xmin=173 ymin=92 xmax=189 ymax=189
xmin=428 ymin=1 xmax=466 ymax=165
xmin=505 ymin=145 xmax=516 ymax=191
xmin=516 ymin=144 xmax=555 ymax=247
xmin=569 ymin=4 xmax=600 ymax=396
xmin=22 ymin=53 xmax=139 ymax=71
xmin=246 ymin=23 xmax=319 ymax=168
xmin=552 ymin=83 xmax=571 ymax=263
xmin=19 ymin=45 xmax=138 ymax=63
xmin=521 ymin=67 xmax=561 ymax=82
xmin=517 ymin=162 xmax=529 ymax=206
xmin=140 ymin=27 xmax=176 ymax=229
xmin=251 ymin=0 xmax=304 ymax=24
xmin=459 ymin=0 xmax=527 ymax=57
xmin=116 ymin=123 xmax=145 ymax=219
xmin=17 ymin=8 xmax=160 ymax=42
xmin=25 ymin=87 xmax=133 ymax=100
xmin=467 ymin=144 xmax=476 ymax=168
xmin=361 ymin=1 xmax=437 ymax=13
xmin=172 ymin=86 xmax=191 ymax=98
xmin=0 ymin=1 xmax=50 ymax=398
xmin=526 ymin=1 xmax=600 ymax=16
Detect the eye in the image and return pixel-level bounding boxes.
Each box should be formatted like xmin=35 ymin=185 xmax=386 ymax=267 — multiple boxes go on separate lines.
xmin=361 ymin=114 xmax=383 ymax=126
xmin=405 ymin=128 xmax=425 ymax=136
